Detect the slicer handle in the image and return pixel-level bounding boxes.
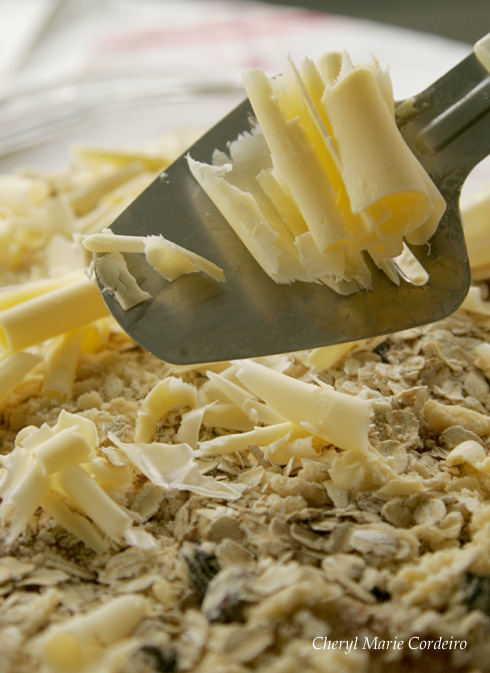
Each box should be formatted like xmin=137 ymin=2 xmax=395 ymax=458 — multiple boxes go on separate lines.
xmin=396 ymin=31 xmax=490 ymax=185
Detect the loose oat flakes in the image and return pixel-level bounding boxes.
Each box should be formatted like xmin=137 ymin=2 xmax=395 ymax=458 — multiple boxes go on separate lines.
xmin=1 ymin=139 xmax=490 ymax=673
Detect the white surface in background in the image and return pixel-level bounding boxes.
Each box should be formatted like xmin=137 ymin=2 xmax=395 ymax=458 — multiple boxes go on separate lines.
xmin=0 ymin=0 xmax=62 ymax=79
xmin=0 ymin=0 xmax=487 ymax=195
xmin=0 ymin=0 xmax=472 ymax=98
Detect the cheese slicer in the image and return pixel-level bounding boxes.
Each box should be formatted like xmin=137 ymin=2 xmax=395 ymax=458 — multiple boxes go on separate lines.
xmin=95 ymin=34 xmax=490 ymax=365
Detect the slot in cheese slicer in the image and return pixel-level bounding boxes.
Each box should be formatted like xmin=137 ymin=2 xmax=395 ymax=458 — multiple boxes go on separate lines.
xmin=95 ymin=34 xmax=490 ymax=365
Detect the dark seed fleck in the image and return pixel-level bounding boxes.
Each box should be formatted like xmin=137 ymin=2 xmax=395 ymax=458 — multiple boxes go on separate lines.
xmin=373 ymin=341 xmax=390 ymax=363
xmin=182 ymin=542 xmax=220 ymax=602
xmin=371 ymin=586 xmax=391 ymax=602
xmin=463 ymin=573 xmax=490 ymax=614
xmin=209 ymin=591 xmax=247 ymax=624
xmin=138 ymin=645 xmax=178 ymax=673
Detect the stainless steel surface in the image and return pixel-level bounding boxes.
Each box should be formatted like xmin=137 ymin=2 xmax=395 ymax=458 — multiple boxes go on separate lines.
xmin=97 ymin=45 xmax=490 ymax=364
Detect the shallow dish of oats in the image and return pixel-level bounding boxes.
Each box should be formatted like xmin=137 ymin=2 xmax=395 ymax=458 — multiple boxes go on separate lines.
xmin=1 ymin=42 xmax=490 ymax=673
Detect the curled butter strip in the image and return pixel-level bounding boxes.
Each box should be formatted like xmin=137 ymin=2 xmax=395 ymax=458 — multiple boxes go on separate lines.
xmin=0 ymin=272 xmax=82 ymax=312
xmin=42 ymin=327 xmax=87 ymax=400
xmin=0 ymin=351 xmax=41 ymax=403
xmin=135 ymin=376 xmax=198 ymax=443
xmin=188 ymin=49 xmax=446 ymax=292
xmin=232 ymin=359 xmax=372 ymax=453
xmin=0 ymin=275 xmax=108 ymax=355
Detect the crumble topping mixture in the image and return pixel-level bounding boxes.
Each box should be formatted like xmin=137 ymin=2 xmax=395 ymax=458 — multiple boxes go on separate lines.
xmin=0 ymin=139 xmax=490 ymax=673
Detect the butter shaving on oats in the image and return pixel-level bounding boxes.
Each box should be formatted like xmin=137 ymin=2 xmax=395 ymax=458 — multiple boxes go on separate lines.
xmin=135 ymin=376 xmax=198 ymax=443
xmin=233 ymin=358 xmax=372 ymax=452
xmin=109 ymin=433 xmax=245 ymax=500
xmin=446 ymin=439 xmax=490 ymax=473
xmin=460 ymin=285 xmax=490 ymax=315
xmin=0 ymin=410 xmax=155 ymax=551
xmin=0 ymin=275 xmax=108 ymax=356
xmin=0 ymin=351 xmax=41 ymax=403
xmin=42 ymin=327 xmax=87 ymax=400
xmin=301 ymin=340 xmax=365 ymax=370
xmin=424 ymin=398 xmax=490 ymax=436
xmin=204 ymin=369 xmax=286 ymax=425
xmin=197 ymin=422 xmax=308 ymax=457
xmin=40 ymin=595 xmax=150 ymax=672
xmin=177 ymin=404 xmax=213 ymax=449
xmin=329 ymin=446 xmax=422 ymax=495
xmin=0 ymin=273 xmax=83 ymax=312
xmin=42 ymin=491 xmax=109 ymax=554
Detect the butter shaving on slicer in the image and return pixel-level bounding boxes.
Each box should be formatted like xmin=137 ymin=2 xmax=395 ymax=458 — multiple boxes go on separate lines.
xmin=188 ymin=49 xmax=446 ymax=292
xmin=84 ymin=228 xmax=225 ymax=306
xmin=96 ymin=251 xmax=151 ymax=310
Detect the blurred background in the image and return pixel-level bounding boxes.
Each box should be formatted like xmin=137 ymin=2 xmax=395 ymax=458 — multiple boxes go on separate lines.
xmin=263 ymin=0 xmax=488 ymax=44
xmin=0 ymin=0 xmax=488 ymax=175
xmin=1 ymin=0 xmax=487 ymax=87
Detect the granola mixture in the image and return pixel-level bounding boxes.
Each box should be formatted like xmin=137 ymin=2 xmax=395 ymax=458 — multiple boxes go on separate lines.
xmin=1 ymin=143 xmax=490 ymax=673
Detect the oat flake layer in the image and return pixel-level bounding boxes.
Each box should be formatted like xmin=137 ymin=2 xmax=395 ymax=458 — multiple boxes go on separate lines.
xmin=1 ymin=141 xmax=490 ymax=673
